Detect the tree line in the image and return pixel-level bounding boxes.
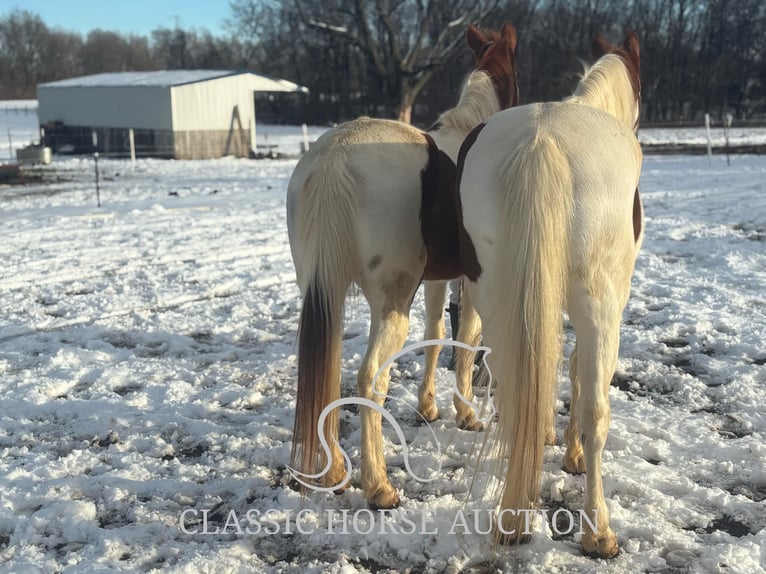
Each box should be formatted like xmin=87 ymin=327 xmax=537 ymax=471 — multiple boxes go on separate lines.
xmin=1 ymin=1 xmax=764 ymax=126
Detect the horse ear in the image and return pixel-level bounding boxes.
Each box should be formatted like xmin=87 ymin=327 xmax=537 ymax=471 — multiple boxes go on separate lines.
xmin=501 ymin=23 xmax=517 ymax=53
xmin=466 ymin=25 xmax=488 ymax=58
xmin=591 ymin=34 xmax=614 ymax=59
xmin=623 ymin=31 xmax=640 ymax=68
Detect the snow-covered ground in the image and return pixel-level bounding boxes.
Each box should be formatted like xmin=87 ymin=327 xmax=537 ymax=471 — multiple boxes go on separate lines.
xmin=639 ymin=126 xmax=766 ymax=149
xmin=1 ymin=105 xmax=766 ymax=573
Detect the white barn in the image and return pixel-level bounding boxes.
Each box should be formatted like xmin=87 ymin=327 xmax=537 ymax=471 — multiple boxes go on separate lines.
xmin=37 ymin=70 xmax=307 ymax=159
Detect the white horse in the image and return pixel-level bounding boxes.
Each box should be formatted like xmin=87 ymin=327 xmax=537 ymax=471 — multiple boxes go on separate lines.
xmin=456 ymin=32 xmax=643 ymax=557
xmin=286 ymin=23 xmax=519 ymax=509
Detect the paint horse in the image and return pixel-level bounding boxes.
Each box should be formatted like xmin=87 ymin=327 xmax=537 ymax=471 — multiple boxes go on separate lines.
xmin=286 ymin=23 xmax=519 ymax=510
xmin=455 ymin=32 xmax=643 ymax=557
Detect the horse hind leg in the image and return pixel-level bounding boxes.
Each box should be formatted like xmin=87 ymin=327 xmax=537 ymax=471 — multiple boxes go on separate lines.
xmin=568 ymin=279 xmax=623 ymax=559
xmin=453 ymin=287 xmax=483 ymax=431
xmin=417 ymin=280 xmax=447 ymax=422
xmin=358 ymin=270 xmax=420 ymax=509
xmin=418 ymin=281 xmax=485 ymax=431
xmin=562 ymin=342 xmax=586 ymax=473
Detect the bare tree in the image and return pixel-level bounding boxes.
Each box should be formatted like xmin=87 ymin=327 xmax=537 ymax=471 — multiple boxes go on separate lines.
xmin=713 ymin=0 xmax=766 ymax=118
xmin=0 ymin=9 xmax=50 ymax=97
xmin=228 ymin=0 xmax=376 ymax=123
xmin=193 ymin=31 xmax=242 ymax=68
xmin=151 ymin=27 xmax=192 ymax=68
xmin=81 ymin=30 xmax=154 ymax=73
xmin=230 ymin=0 xmax=499 ymax=123
xmin=1 ymin=3 xmax=763 ymax=122
xmin=40 ymin=31 xmax=84 ymax=85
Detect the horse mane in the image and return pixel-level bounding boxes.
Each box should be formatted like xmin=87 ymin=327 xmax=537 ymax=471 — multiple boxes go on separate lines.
xmin=434 ymin=25 xmax=517 ymax=136
xmin=565 ymin=53 xmax=639 ymax=130
xmin=436 ymin=71 xmax=501 ymax=136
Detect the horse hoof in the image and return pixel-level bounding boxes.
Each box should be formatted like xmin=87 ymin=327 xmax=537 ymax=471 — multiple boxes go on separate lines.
xmin=493 ymin=524 xmax=532 ymax=546
xmin=325 ymin=465 xmax=351 ymax=492
xmin=457 ymin=415 xmax=484 ymax=432
xmin=563 ymin=452 xmax=586 ymax=475
xmin=367 ymin=486 xmax=400 ymax=510
xmin=582 ymin=530 xmax=619 ymax=559
xmin=418 ymin=404 xmax=440 ymax=423
xmin=331 ymin=483 xmax=349 ymax=495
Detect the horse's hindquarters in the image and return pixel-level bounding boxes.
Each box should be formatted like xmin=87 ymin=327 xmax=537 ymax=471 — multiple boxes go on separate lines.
xmin=287 ymin=118 xmax=431 ymax=290
xmin=456 ymin=102 xmax=641 ymax=555
xmin=347 ymin=143 xmax=431 ymax=290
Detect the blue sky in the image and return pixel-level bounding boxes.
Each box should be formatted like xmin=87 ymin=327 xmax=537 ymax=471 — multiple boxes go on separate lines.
xmin=2 ymin=1 xmax=230 ymax=37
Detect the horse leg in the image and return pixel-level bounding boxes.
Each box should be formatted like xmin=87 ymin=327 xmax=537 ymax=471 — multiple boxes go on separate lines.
xmin=418 ymin=280 xmax=446 ymax=422
xmin=562 ymin=342 xmax=586 ymax=473
xmin=453 ymin=287 xmax=483 ymax=430
xmin=358 ymin=272 xmax=419 ymax=509
xmin=568 ymin=280 xmax=621 ymax=558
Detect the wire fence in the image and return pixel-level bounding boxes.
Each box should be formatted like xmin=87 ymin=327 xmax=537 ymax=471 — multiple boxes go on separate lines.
xmin=4 ymin=101 xmax=766 ymax=163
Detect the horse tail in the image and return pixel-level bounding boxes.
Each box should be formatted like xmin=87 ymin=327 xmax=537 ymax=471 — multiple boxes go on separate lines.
xmin=492 ymin=132 xmax=572 ymax=517
xmin=288 ymin=142 xmax=356 ymax=486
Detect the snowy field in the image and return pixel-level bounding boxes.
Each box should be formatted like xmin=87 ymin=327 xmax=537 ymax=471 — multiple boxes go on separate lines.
xmin=1 ymin=107 xmax=766 ymax=573
xmin=639 ymin=126 xmax=766 ymax=148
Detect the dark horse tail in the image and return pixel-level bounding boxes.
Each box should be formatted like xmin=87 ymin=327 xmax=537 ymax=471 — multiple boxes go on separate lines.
xmin=291 ymin=276 xmax=347 ymax=488
xmin=287 ymin=143 xmax=356 ymax=489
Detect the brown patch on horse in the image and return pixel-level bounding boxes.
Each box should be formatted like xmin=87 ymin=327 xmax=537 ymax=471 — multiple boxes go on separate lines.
xmin=470 ymin=23 xmax=519 ymax=109
xmin=368 ymin=254 xmax=383 ymax=271
xmin=615 ymin=35 xmax=641 ymax=112
xmin=591 ymin=34 xmax=614 ymax=59
xmin=419 ymin=133 xmax=461 ymax=281
xmin=633 ymin=188 xmax=642 ymax=242
xmin=454 ymin=123 xmax=486 ymax=282
xmin=466 ymin=25 xmax=497 ymax=60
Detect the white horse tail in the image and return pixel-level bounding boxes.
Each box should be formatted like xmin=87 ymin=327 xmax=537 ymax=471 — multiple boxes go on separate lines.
xmin=493 ymin=132 xmax=572 ymax=526
xmin=288 ymin=143 xmax=357 ymax=488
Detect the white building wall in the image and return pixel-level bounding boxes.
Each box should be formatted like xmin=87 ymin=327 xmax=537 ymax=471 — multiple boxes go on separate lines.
xmin=37 ymin=86 xmax=172 ymax=130
xmin=170 ymin=75 xmax=255 ymax=132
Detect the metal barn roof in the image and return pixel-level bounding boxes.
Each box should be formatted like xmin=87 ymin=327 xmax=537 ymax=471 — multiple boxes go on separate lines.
xmin=39 ymin=70 xmax=308 ymax=93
